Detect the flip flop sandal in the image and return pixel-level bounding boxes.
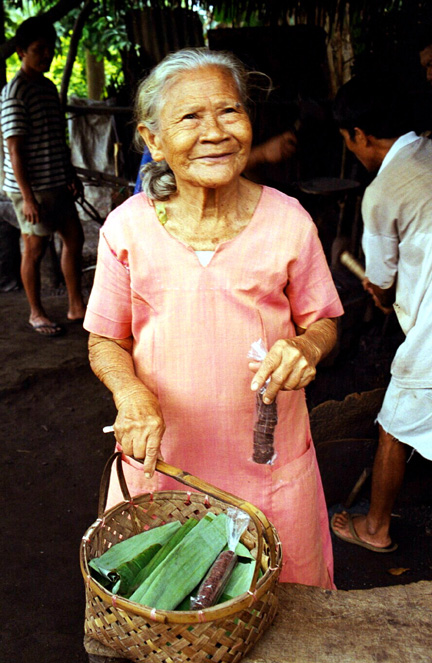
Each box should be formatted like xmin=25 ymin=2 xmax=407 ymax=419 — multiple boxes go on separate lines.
xmin=28 ymin=322 xmax=66 ymax=338
xmin=331 ymin=512 xmax=398 ymax=553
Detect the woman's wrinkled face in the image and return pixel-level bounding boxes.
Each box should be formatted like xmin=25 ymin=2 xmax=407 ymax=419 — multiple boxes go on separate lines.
xmin=143 ymin=66 xmax=252 ymax=190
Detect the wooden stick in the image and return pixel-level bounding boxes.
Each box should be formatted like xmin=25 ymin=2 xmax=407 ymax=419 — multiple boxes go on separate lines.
xmin=344 ymin=466 xmax=372 ymax=509
xmin=340 ymin=250 xmax=366 ymax=281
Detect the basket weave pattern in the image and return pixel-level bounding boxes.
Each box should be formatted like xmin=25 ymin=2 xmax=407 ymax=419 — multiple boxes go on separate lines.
xmin=81 ymin=456 xmax=282 ymax=663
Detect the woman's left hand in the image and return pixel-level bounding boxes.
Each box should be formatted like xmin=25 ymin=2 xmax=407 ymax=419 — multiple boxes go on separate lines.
xmin=249 ymin=338 xmax=318 ymax=403
xmin=249 ymin=319 xmax=338 ymax=403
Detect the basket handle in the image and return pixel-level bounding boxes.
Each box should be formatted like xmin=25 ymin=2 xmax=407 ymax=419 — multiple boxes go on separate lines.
xmin=98 ymin=452 xmax=279 ymax=585
xmin=98 ymin=451 xmax=131 ymax=517
xmin=155 ymin=459 xmax=277 ymax=554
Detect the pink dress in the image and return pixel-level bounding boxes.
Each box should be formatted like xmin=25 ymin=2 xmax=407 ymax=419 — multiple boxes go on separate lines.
xmin=84 ymin=186 xmax=343 ymax=588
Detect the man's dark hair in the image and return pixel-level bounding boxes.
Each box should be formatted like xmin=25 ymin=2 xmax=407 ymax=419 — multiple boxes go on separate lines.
xmin=333 ymin=74 xmax=413 ymax=139
xmin=418 ymin=27 xmax=432 ymax=53
xmin=15 ymin=16 xmax=57 ymax=52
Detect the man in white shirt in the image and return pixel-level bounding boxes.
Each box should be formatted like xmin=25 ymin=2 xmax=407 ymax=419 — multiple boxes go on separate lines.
xmin=331 ymin=74 xmax=432 ymax=553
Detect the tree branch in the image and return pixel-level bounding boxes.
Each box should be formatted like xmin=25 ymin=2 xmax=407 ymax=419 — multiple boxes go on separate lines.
xmin=60 ymin=0 xmax=93 ymax=106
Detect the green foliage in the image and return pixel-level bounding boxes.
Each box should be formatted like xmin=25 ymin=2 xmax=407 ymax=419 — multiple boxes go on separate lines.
xmin=6 ymin=29 xmax=89 ymax=97
xmin=3 ymin=0 xmax=124 ymax=98
xmin=3 ymin=0 xmax=431 ymax=98
xmin=82 ymin=7 xmax=130 ymax=57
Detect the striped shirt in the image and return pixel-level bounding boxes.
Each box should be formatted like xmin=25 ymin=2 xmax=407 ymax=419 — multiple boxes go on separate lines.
xmin=1 ymin=71 xmax=73 ymax=193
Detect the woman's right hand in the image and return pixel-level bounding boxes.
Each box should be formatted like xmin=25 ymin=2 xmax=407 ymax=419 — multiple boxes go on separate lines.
xmin=88 ymin=333 xmax=165 ymax=477
xmin=114 ymin=387 xmax=166 ymax=478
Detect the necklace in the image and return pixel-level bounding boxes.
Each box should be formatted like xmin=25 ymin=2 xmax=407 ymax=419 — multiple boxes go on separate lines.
xmin=154 ymin=199 xmax=252 ymax=249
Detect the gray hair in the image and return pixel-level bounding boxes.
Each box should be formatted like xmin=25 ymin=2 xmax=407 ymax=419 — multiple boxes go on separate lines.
xmin=134 ymin=48 xmax=254 ymax=201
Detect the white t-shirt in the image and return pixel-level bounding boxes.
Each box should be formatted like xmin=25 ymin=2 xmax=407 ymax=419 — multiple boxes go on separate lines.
xmin=361 ymin=135 xmax=432 ymax=387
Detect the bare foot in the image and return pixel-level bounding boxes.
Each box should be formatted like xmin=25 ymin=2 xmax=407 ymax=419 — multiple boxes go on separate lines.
xmin=332 ymin=511 xmax=393 ymax=549
xmin=67 ymin=304 xmax=86 ymax=321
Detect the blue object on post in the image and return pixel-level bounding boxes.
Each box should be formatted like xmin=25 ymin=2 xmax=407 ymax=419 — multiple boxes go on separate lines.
xmin=134 ymin=146 xmax=153 ymax=194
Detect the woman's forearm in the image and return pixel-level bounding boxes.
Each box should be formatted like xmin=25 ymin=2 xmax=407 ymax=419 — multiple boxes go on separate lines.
xmin=88 ymin=332 xmax=165 ymax=472
xmin=294 ymin=317 xmax=338 ymax=366
xmin=88 ymin=332 xmax=153 ymax=408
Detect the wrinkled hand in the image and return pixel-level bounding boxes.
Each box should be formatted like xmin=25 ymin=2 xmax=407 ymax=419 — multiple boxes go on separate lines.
xmin=114 ymin=387 xmax=165 ymax=478
xmin=23 ymin=196 xmax=40 ymax=224
xmin=249 ymin=338 xmax=319 ymax=404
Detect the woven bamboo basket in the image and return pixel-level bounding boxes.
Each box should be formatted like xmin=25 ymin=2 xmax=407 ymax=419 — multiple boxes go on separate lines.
xmin=80 ymin=452 xmax=282 ymax=663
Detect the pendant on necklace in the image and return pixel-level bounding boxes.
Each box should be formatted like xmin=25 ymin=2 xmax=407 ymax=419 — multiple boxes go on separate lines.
xmin=155 ymin=201 xmax=168 ymax=226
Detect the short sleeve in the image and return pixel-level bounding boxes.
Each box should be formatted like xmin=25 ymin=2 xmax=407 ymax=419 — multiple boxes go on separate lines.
xmin=361 ymin=188 xmax=399 ymax=288
xmin=83 ymin=229 xmax=133 ymax=338
xmin=285 ymin=223 xmax=344 ymax=329
xmin=1 ymin=97 xmax=28 ymax=139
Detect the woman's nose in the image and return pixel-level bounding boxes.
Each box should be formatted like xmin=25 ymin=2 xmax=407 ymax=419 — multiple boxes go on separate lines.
xmin=199 ymin=114 xmax=227 ymax=141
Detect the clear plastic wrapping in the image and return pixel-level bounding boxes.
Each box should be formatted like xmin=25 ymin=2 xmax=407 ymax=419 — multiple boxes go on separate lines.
xmin=191 ymin=508 xmax=249 ymax=610
xmin=248 ymin=339 xmax=278 ymax=464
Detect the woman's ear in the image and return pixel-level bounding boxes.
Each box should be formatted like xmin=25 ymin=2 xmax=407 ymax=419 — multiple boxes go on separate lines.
xmin=137 ymin=125 xmax=165 ymax=162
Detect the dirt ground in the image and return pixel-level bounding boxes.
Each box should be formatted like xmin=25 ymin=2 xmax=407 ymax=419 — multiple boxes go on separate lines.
xmin=1 ymin=284 xmax=431 ymax=663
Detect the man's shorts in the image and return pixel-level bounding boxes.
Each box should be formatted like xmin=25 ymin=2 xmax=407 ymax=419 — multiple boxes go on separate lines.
xmin=9 ymin=185 xmax=79 ymax=237
xmin=377 ymin=378 xmax=432 ymax=460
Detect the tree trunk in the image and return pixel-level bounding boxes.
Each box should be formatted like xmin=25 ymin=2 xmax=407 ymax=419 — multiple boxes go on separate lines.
xmin=341 ymin=4 xmax=354 ymax=84
xmin=0 ymin=0 xmax=6 ymax=89
xmin=85 ymin=50 xmax=105 ymax=100
xmin=325 ymin=1 xmax=355 ymax=97
xmin=60 ymin=0 xmax=94 ymax=107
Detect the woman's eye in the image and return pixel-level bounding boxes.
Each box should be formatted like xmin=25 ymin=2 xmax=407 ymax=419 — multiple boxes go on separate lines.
xmin=223 ymin=107 xmax=237 ymax=114
xmin=182 ymin=113 xmax=197 ymax=120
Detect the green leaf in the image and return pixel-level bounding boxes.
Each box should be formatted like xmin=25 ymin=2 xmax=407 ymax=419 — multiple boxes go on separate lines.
xmin=125 ymin=518 xmax=199 ymax=597
xmin=218 ymin=560 xmax=255 ymax=603
xmin=130 ymin=513 xmax=229 ymax=610
xmin=89 ymin=521 xmax=181 ymax=578
xmin=110 ymin=542 xmax=162 ymax=595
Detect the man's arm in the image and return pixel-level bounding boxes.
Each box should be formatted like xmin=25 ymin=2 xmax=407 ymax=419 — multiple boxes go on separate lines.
xmin=361 ymin=187 xmax=399 ymax=315
xmin=362 ymin=277 xmax=396 ymax=314
xmin=6 ymin=135 xmax=39 ymax=224
xmin=246 ymin=131 xmax=297 ymax=169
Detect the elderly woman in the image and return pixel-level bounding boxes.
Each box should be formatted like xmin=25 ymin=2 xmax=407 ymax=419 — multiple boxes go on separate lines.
xmin=84 ymin=48 xmax=343 ymax=589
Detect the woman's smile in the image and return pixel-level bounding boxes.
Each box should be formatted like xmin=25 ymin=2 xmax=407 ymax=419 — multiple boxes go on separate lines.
xmin=192 ymin=151 xmax=236 ymax=162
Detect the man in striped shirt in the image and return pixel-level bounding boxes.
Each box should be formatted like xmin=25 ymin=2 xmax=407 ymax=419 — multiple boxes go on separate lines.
xmin=1 ymin=16 xmax=86 ymax=336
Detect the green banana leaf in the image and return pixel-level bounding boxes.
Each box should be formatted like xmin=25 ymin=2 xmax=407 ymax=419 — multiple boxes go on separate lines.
xmin=89 ymin=520 xmax=181 ymax=579
xmin=111 ymin=543 xmax=162 ymax=595
xmin=125 ymin=518 xmax=198 ymax=597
